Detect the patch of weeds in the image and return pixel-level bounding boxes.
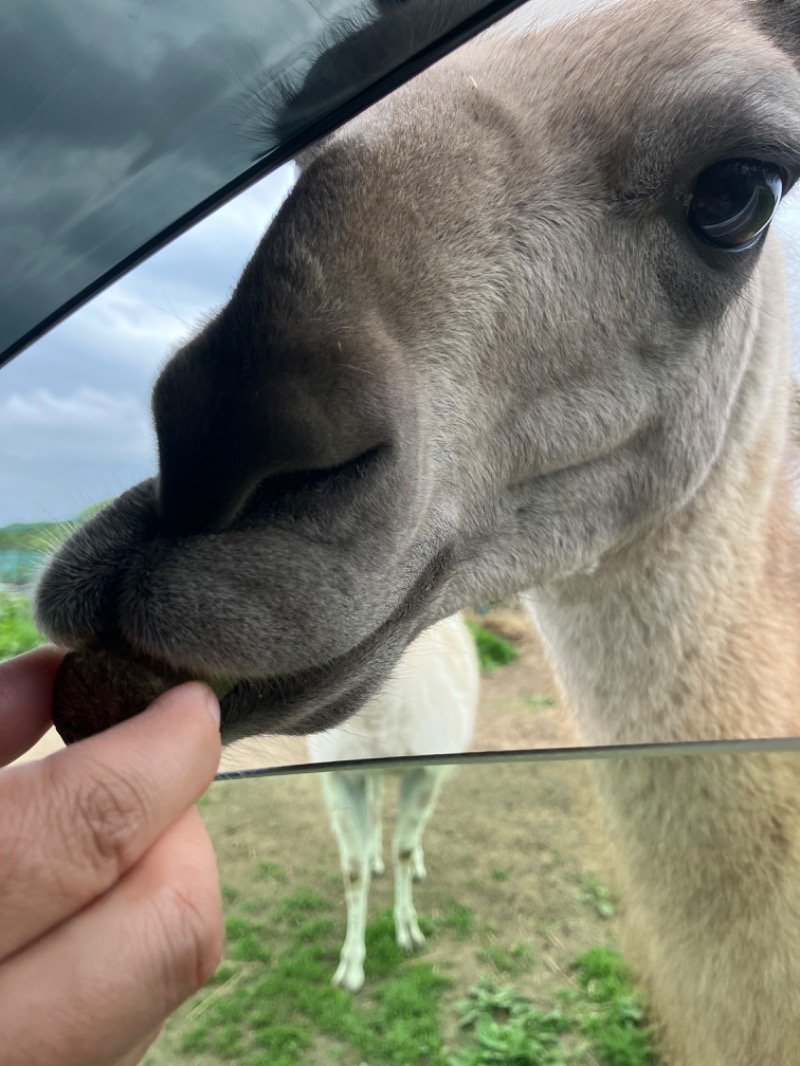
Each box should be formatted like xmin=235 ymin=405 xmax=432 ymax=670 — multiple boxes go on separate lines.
xmin=163 ymin=877 xmax=656 ymax=1066
xmin=490 ymin=867 xmax=510 ymax=882
xmin=464 ymin=619 xmax=519 ymax=671
xmin=576 ymin=875 xmax=615 ymax=919
xmin=435 ymin=896 xmax=474 ymax=938
xmin=477 ymin=943 xmax=534 ymax=976
xmin=451 ymin=981 xmax=570 ymax=1065
xmin=524 ymin=693 xmax=559 ymax=709
xmin=253 ymin=932 xmax=450 ymax=1065
xmin=452 ymin=948 xmax=660 ymax=1066
xmin=570 ymin=946 xmax=658 ymax=1066
xmin=257 ymin=860 xmax=288 ymax=882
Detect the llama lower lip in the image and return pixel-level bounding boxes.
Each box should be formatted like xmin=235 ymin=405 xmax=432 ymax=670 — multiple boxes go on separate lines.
xmin=218 ymin=657 xmax=393 ymax=741
xmin=214 ymin=612 xmax=405 ymax=741
xmin=215 ymin=549 xmax=453 ymax=742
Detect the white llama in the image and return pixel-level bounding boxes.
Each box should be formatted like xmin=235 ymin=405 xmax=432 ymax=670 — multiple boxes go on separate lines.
xmin=307 ymin=614 xmax=479 ymax=992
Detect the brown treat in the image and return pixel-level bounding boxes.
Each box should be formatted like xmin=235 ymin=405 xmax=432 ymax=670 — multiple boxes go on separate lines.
xmin=52 ymin=647 xmax=231 ymax=744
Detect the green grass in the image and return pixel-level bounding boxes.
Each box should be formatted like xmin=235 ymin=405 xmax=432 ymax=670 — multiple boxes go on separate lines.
xmin=144 ymin=867 xmax=660 ymax=1066
xmin=0 ymin=590 xmax=44 ymax=660
xmin=166 ymin=904 xmax=452 ymax=1066
xmin=277 ymin=888 xmax=332 ymax=924
xmin=465 ymin=620 xmax=519 ymax=671
xmin=569 ymin=947 xmax=659 ymax=1066
xmin=256 ymin=861 xmax=288 ymax=883
xmin=435 ymin=896 xmax=474 ymax=938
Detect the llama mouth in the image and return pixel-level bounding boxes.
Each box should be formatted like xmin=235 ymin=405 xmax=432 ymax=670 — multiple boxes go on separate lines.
xmin=217 ymin=612 xmax=407 ymax=741
xmin=216 ymin=548 xmax=455 ymax=742
xmin=219 ymin=653 xmax=394 ymax=740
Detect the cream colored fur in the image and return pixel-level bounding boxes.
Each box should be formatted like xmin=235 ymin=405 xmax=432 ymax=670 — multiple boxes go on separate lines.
xmin=307 ymin=614 xmax=478 ymax=992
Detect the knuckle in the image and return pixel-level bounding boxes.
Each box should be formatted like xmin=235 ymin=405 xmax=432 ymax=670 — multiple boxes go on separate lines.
xmin=64 ymin=764 xmax=152 ymax=875
xmin=151 ymin=879 xmax=223 ymax=1005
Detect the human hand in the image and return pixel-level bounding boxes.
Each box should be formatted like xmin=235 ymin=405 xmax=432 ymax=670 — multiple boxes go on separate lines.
xmin=0 ymin=646 xmax=224 ymax=1066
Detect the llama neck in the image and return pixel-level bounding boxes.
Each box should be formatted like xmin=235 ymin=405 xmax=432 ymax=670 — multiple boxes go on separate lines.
xmin=527 ymin=281 xmax=800 ymax=748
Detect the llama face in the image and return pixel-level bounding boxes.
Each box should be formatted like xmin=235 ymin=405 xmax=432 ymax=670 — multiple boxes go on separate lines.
xmin=34 ymin=0 xmax=800 ymax=741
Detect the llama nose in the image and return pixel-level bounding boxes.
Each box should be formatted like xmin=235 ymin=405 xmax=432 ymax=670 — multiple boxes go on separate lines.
xmin=151 ymin=333 xmax=398 ymax=536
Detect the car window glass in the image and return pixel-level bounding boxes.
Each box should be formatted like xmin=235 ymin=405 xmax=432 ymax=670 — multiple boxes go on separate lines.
xmin=1 ymin=0 xmax=526 ymax=365
xmin=5 ymin=0 xmax=800 ymax=770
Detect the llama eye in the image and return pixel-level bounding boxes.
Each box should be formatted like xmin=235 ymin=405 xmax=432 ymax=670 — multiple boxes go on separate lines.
xmin=687 ymin=159 xmax=785 ymax=251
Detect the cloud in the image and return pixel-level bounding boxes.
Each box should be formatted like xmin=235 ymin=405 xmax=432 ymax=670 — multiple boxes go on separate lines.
xmin=0 ymin=387 xmax=156 ymax=525
xmin=0 ymin=163 xmax=295 ymax=525
xmin=0 ymin=0 xmax=351 ymax=360
xmin=0 ymin=387 xmax=152 ymax=459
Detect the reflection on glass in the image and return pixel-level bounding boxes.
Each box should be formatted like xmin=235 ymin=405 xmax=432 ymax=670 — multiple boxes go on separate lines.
xmin=1 ymin=0 xmax=512 ymax=364
xmin=147 ymin=747 xmax=800 ymax=1066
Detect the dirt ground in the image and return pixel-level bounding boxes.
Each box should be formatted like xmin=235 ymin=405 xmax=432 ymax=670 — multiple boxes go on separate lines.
xmin=202 ymin=746 xmax=613 ymax=989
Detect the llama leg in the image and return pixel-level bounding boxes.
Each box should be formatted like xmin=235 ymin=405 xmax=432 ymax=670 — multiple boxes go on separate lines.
xmin=366 ymin=774 xmax=385 ymax=877
xmin=321 ymin=772 xmax=371 ymax=992
xmin=411 ymin=841 xmax=427 ymax=882
xmin=393 ymin=767 xmax=444 ymax=951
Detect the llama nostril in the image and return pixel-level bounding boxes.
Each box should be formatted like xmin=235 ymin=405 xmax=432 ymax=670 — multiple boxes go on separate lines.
xmin=153 ymin=373 xmax=395 ymax=536
xmin=151 ymin=269 xmax=405 ymax=537
xmin=155 ymin=466 xmax=260 ymax=535
xmin=155 ymin=448 xmax=374 ymax=536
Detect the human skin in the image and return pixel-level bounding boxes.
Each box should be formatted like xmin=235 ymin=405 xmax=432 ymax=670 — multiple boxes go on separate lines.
xmin=0 ymin=646 xmax=224 ymax=1066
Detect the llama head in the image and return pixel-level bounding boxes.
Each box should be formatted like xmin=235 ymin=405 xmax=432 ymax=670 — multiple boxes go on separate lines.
xmin=35 ymin=0 xmax=800 ymax=741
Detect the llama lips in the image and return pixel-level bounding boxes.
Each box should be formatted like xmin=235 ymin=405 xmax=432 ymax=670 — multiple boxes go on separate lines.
xmin=51 ymin=646 xmax=232 ymax=745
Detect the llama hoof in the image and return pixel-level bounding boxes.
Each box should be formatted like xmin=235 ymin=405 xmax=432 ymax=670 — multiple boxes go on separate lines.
xmin=395 ymin=917 xmax=426 ymax=952
xmin=332 ymin=960 xmax=365 ymax=993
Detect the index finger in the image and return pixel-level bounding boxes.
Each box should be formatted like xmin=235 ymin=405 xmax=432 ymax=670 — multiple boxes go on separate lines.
xmin=0 ymin=647 xmax=63 ymax=767
xmin=0 ymin=681 xmax=221 ymax=961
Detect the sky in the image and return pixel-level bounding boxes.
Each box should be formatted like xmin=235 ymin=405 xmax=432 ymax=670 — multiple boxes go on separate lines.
xmin=3 ymin=0 xmax=800 ymax=526
xmin=0 ymin=163 xmax=296 ymax=525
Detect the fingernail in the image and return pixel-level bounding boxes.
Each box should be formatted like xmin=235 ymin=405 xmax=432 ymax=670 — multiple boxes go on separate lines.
xmin=198 ymin=684 xmax=221 ymax=729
